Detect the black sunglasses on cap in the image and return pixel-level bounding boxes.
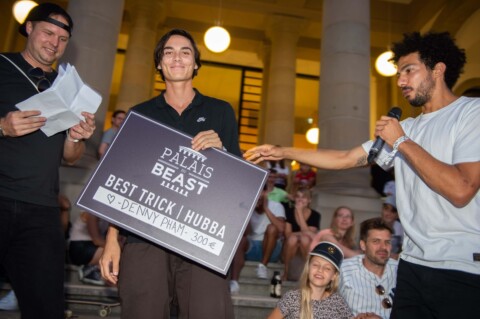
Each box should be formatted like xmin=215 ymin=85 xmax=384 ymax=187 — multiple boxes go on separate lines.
xmin=28 ymin=67 xmax=52 ymax=92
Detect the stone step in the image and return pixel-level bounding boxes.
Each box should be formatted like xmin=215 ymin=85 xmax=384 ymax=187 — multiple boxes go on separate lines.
xmin=64 ymin=263 xmax=292 ymax=319
xmin=232 ymin=277 xmax=297 ymax=296
xmin=232 ymin=294 xmax=278 ymax=318
xmin=2 ymin=285 xmax=283 ymax=319
xmin=65 ymin=261 xmax=298 ymax=297
xmin=239 ymin=261 xmax=285 ymax=279
xmin=1 ymin=263 xmax=299 ymax=319
xmin=240 ymin=257 xmax=306 ymax=282
xmin=63 ymin=283 xmax=282 ymax=319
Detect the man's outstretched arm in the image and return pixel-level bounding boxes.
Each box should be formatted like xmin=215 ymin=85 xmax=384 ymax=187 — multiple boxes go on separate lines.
xmin=244 ymin=144 xmax=368 ymax=170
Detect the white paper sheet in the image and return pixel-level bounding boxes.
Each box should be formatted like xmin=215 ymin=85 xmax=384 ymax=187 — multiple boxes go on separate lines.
xmin=16 ymin=63 xmax=102 ymax=137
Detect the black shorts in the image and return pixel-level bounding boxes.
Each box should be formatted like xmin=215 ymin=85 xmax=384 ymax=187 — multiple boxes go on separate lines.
xmin=391 ymin=259 xmax=480 ymax=319
xmin=69 ymin=240 xmax=97 ymax=266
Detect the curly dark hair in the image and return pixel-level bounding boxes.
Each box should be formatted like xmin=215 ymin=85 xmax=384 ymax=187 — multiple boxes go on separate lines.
xmin=153 ymin=29 xmax=202 ymax=81
xmin=390 ymin=32 xmax=466 ymax=89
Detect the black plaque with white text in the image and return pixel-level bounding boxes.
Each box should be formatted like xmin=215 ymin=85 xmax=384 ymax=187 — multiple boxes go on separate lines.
xmin=77 ymin=111 xmax=268 ymax=274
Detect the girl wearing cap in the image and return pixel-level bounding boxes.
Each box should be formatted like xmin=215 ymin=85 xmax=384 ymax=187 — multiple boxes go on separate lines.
xmin=268 ymin=241 xmax=353 ymax=319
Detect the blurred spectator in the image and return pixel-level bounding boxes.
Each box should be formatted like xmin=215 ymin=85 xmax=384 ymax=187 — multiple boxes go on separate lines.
xmin=230 ymin=192 xmax=285 ymax=293
xmin=381 ymin=196 xmax=403 ymax=258
xmin=97 ymin=110 xmax=126 ymax=158
xmin=69 ymin=212 xmax=109 ymax=285
xmin=266 ymin=159 xmax=290 ymax=190
xmin=282 ymin=187 xmax=321 ymax=281
xmin=383 ymin=180 xmax=395 ymax=198
xmin=266 ymin=169 xmax=289 ymax=203
xmin=311 ymin=206 xmax=360 ymax=258
xmin=290 ymin=162 xmax=316 ymax=199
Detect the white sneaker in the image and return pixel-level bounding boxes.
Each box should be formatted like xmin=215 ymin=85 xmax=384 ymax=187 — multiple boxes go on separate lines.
xmin=256 ymin=263 xmax=268 ymax=279
xmin=0 ymin=290 xmax=19 ymax=311
xmin=230 ymin=280 xmax=240 ymax=294
xmin=77 ymin=265 xmax=85 ymax=280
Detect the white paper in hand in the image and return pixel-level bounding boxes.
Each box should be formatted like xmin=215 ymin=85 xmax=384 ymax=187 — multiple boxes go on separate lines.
xmin=16 ymin=63 xmax=102 ymax=137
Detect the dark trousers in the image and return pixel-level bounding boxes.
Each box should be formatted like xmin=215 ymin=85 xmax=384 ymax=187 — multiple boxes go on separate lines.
xmin=391 ymin=259 xmax=480 ymax=319
xmin=0 ymin=196 xmax=65 ymax=319
xmin=118 ymin=242 xmax=234 ymax=319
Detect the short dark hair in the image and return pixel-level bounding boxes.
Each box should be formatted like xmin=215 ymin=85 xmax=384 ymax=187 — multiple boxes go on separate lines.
xmin=382 ymin=203 xmax=397 ymax=213
xmin=112 ymin=110 xmax=126 ymax=118
xmin=153 ymin=29 xmax=202 ymax=81
xmin=360 ymin=217 xmax=393 ymax=242
xmin=391 ymin=32 xmax=466 ymax=89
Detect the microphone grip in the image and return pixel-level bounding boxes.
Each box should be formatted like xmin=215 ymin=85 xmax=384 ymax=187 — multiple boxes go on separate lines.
xmin=367 ymin=107 xmax=402 ymax=164
xmin=367 ymin=139 xmax=385 ymax=163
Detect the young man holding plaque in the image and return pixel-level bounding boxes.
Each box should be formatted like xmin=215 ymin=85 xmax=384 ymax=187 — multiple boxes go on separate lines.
xmin=100 ymin=29 xmax=241 ymax=319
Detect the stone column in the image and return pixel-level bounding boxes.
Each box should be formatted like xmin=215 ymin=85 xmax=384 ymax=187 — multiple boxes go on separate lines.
xmin=60 ymin=0 xmax=125 ymax=162
xmin=263 ymin=15 xmax=306 ymax=147
xmin=59 ymin=0 xmax=124 ymax=217
xmin=316 ymin=0 xmax=376 ymax=197
xmin=115 ymin=0 xmax=165 ymax=111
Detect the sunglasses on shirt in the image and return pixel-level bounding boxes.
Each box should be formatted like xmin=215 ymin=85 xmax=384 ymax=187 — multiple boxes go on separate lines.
xmin=28 ymin=67 xmax=52 ymax=92
xmin=375 ymin=285 xmax=393 ymax=309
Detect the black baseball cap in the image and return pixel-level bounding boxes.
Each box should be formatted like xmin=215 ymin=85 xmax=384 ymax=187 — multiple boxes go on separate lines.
xmin=309 ymin=241 xmax=344 ymax=271
xmin=19 ymin=2 xmax=73 ymax=37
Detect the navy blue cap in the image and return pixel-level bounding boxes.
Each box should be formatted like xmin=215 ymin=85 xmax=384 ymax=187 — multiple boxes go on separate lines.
xmin=19 ymin=3 xmax=73 ymax=37
xmin=309 ymin=241 xmax=344 ymax=271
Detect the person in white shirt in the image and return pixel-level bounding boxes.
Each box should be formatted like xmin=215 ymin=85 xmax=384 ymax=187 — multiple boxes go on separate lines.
xmin=230 ymin=191 xmax=285 ymax=293
xmin=340 ymin=217 xmax=397 ymax=319
xmin=245 ymin=32 xmax=479 ymax=318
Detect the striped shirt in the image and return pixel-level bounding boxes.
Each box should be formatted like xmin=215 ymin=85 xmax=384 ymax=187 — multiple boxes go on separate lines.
xmin=339 ymin=254 xmax=398 ymax=319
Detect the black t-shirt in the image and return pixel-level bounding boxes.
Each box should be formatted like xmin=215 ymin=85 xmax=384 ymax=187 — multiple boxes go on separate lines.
xmin=0 ymin=52 xmax=64 ymax=207
xmin=284 ymin=202 xmax=321 ymax=232
xmin=127 ymin=89 xmax=242 ymax=243
xmin=131 ymin=89 xmax=241 ymax=157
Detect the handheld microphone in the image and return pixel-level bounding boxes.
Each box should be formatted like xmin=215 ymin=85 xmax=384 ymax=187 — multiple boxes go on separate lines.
xmin=367 ymin=107 xmax=402 ymax=164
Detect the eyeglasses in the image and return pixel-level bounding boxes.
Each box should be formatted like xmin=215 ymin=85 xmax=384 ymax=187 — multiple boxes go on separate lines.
xmin=375 ymin=285 xmax=393 ymax=309
xmin=28 ymin=67 xmax=52 ymax=92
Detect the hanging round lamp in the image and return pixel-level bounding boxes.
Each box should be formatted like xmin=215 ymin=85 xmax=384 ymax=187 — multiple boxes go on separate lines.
xmin=204 ymin=26 xmax=231 ymax=53
xmin=375 ymin=51 xmax=397 ymax=77
xmin=12 ymin=0 xmax=38 ymax=24
xmin=306 ymin=127 xmax=319 ymax=145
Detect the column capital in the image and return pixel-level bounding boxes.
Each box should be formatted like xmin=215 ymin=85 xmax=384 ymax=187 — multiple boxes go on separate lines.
xmin=257 ymin=40 xmax=271 ymax=63
xmin=126 ymin=0 xmax=166 ymax=28
xmin=266 ymin=14 xmax=308 ymax=42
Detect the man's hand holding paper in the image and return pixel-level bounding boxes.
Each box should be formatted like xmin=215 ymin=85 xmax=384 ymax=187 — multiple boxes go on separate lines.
xmin=68 ymin=111 xmax=96 ymax=141
xmin=0 ymin=110 xmax=46 ymax=137
xmin=15 ymin=63 xmax=102 ymax=137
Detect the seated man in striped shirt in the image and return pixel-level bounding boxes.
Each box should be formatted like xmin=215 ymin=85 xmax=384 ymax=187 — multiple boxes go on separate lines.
xmin=339 ymin=218 xmax=398 ymax=319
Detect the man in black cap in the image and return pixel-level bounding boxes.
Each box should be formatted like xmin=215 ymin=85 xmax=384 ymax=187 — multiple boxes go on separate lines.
xmin=0 ymin=3 xmax=96 ymax=319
